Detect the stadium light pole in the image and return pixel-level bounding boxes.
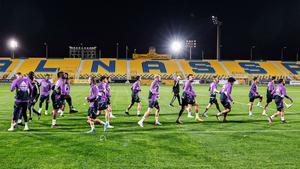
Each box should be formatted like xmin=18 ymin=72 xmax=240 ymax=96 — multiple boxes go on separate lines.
xmin=250 ymin=46 xmax=256 ymax=61
xmin=186 ymin=40 xmax=197 ymax=60
xmin=212 ymin=16 xmax=222 ymax=61
xmin=297 ymin=48 xmax=299 ymax=62
xmin=44 ymin=42 xmax=48 ymax=58
xmin=116 ymin=42 xmax=119 ymax=59
xmin=8 ymin=38 xmax=18 ymax=59
xmin=125 ymin=45 xmax=128 ymax=60
xmin=281 ymin=46 xmax=287 ymax=61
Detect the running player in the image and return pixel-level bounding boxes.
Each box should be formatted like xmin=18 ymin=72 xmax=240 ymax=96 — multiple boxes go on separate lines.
xmin=38 ymin=74 xmax=52 ymax=115
xmin=85 ymin=76 xmax=99 ymax=133
xmin=8 ymin=72 xmax=33 ymax=131
xmin=176 ymin=74 xmax=203 ymax=124
xmin=125 ymin=75 xmax=142 ymax=116
xmin=262 ymin=76 xmax=276 ymax=116
xmin=268 ymin=79 xmax=293 ymax=124
xmin=248 ymin=77 xmax=263 ymax=116
xmin=59 ymin=72 xmax=78 ymax=117
xmin=138 ymin=74 xmax=162 ymax=127
xmin=202 ymin=78 xmax=221 ymax=117
xmin=51 ymin=71 xmax=65 ymax=128
xmin=182 ymin=79 xmax=194 ymax=118
xmin=169 ymin=74 xmax=181 ymax=107
xmin=216 ymin=77 xmax=236 ymax=122
xmin=97 ymin=76 xmax=114 ymax=131
xmin=106 ymin=76 xmax=116 ymax=118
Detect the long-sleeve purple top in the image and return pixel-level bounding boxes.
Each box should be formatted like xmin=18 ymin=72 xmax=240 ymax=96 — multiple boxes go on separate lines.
xmin=183 ymin=80 xmax=196 ymax=97
xmin=149 ymin=79 xmax=160 ymax=101
xmin=273 ymin=83 xmax=292 ymax=101
xmin=249 ymin=81 xmax=258 ymax=96
xmin=220 ymin=82 xmax=233 ymax=102
xmin=87 ymin=83 xmax=98 ymax=108
xmin=10 ymin=77 xmax=33 ymax=103
xmin=54 ymin=78 xmax=66 ymax=94
xmin=65 ymin=80 xmax=71 ymax=95
xmin=40 ymin=79 xmax=52 ymax=96
xmin=105 ymin=83 xmax=111 ymax=97
xmin=131 ymin=81 xmax=141 ymax=95
xmin=210 ymin=82 xmax=219 ymax=95
xmin=267 ymin=81 xmax=275 ymax=93
xmin=98 ymin=82 xmax=108 ymax=102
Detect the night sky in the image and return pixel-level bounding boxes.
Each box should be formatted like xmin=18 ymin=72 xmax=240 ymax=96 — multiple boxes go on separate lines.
xmin=0 ymin=0 xmax=300 ymax=60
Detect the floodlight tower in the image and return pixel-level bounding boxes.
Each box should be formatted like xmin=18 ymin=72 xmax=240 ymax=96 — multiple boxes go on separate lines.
xmin=212 ymin=16 xmax=222 ymax=60
xmin=8 ymin=38 xmax=18 ymax=59
xmin=186 ymin=40 xmax=197 ymax=60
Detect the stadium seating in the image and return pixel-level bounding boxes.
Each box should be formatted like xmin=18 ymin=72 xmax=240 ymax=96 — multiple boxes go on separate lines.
xmin=80 ymin=59 xmax=127 ymax=80
xmin=2 ymin=57 xmax=300 ymax=82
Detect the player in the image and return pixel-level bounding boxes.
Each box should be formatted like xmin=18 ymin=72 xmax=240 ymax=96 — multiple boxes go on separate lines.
xmin=38 ymin=74 xmax=52 ymax=115
xmin=85 ymin=76 xmax=99 ymax=133
xmin=59 ymin=72 xmax=78 ymax=117
xmin=51 ymin=71 xmax=65 ymax=128
xmin=216 ymin=77 xmax=236 ymax=122
xmin=169 ymin=74 xmax=181 ymax=107
xmin=125 ymin=75 xmax=142 ymax=116
xmin=97 ymin=76 xmax=114 ymax=131
xmin=8 ymin=72 xmax=33 ymax=131
xmin=138 ymin=74 xmax=162 ymax=127
xmin=176 ymin=74 xmax=203 ymax=124
xmin=262 ymin=76 xmax=276 ymax=116
xmin=182 ymin=79 xmax=194 ymax=118
xmin=27 ymin=71 xmax=41 ymax=122
xmin=106 ymin=76 xmax=116 ymax=118
xmin=202 ymin=78 xmax=221 ymax=117
xmin=248 ymin=77 xmax=263 ymax=116
xmin=268 ymin=79 xmax=293 ymax=124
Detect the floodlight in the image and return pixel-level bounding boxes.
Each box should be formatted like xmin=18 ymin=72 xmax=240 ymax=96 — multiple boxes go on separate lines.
xmin=171 ymin=41 xmax=183 ymax=53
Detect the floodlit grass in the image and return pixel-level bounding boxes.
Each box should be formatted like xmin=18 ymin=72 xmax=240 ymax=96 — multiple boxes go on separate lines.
xmin=0 ymin=84 xmax=299 ymax=168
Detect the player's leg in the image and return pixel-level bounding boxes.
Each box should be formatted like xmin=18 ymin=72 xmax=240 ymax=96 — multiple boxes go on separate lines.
xmin=59 ymin=100 xmax=65 ymax=117
xmin=169 ymin=93 xmax=176 ymax=107
xmin=66 ymin=95 xmax=77 ymax=113
xmin=202 ymin=103 xmax=212 ymax=117
xmin=215 ymin=101 xmax=222 ymax=113
xmin=21 ymin=103 xmax=29 ymax=131
xmin=176 ymin=93 xmax=181 ymax=106
xmin=257 ymin=95 xmax=263 ymax=107
xmin=38 ymin=96 xmax=45 ymax=114
xmin=45 ymin=96 xmax=50 ymax=115
xmin=154 ymin=103 xmax=161 ymax=125
xmin=249 ymin=100 xmax=254 ymax=116
xmin=187 ymin=104 xmax=194 ymax=118
xmin=125 ymin=101 xmax=134 ymax=115
xmin=262 ymin=102 xmax=270 ymax=116
xmin=52 ymin=109 xmax=58 ymax=128
xmin=104 ymin=107 xmax=114 ymax=131
xmin=137 ymin=102 xmax=142 ymax=116
xmin=138 ymin=107 xmax=153 ymax=127
xmin=194 ymin=102 xmax=203 ymax=122
xmin=8 ymin=102 xmax=22 ymax=131
xmin=28 ymin=102 xmax=33 ymax=122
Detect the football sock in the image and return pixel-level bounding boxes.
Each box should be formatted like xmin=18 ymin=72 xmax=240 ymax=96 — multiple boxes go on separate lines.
xmin=270 ymin=115 xmax=275 ymax=119
xmin=195 ymin=113 xmax=199 ymax=119
xmin=52 ymin=119 xmax=56 ymax=126
xmin=280 ymin=116 xmax=285 ymax=121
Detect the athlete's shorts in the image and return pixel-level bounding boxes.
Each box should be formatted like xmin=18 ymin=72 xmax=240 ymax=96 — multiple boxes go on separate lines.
xmin=51 ymin=92 xmax=63 ymax=110
xmin=266 ymin=90 xmax=273 ymax=103
xmin=40 ymin=95 xmax=50 ymax=103
xmin=249 ymin=94 xmax=262 ymax=102
xmin=106 ymin=97 xmax=111 ymax=105
xmin=274 ymin=96 xmax=284 ymax=111
xmin=148 ymin=99 xmax=159 ymax=109
xmin=88 ymin=107 xmax=97 ymax=119
xmin=131 ymin=94 xmax=141 ymax=104
xmin=97 ymin=101 xmax=108 ymax=111
xmin=181 ymin=92 xmax=195 ymax=106
xmin=209 ymin=93 xmax=218 ymax=104
xmin=220 ymin=93 xmax=231 ymax=109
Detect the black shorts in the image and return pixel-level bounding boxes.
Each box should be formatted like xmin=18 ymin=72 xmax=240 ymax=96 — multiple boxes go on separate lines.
xmin=97 ymin=101 xmax=108 ymax=111
xmin=181 ymin=92 xmax=195 ymax=106
xmin=88 ymin=107 xmax=97 ymax=119
xmin=220 ymin=93 xmax=231 ymax=109
xmin=40 ymin=95 xmax=50 ymax=103
xmin=106 ymin=97 xmax=111 ymax=105
xmin=148 ymin=100 xmax=159 ymax=109
xmin=51 ymin=93 xmax=63 ymax=110
xmin=266 ymin=91 xmax=273 ymax=104
xmin=274 ymin=96 xmax=284 ymax=112
xmin=131 ymin=94 xmax=141 ymax=104
xmin=249 ymin=94 xmax=262 ymax=102
xmin=209 ymin=94 xmax=218 ymax=104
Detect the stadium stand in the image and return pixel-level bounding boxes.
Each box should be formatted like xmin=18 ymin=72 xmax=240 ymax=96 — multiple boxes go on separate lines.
xmin=80 ymin=59 xmax=127 ymax=80
xmin=130 ymin=59 xmax=182 ymax=80
xmin=2 ymin=58 xmax=300 ymax=82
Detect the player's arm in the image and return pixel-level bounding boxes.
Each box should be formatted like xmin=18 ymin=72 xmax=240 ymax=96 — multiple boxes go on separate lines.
xmin=282 ymin=87 xmax=293 ymax=103
xmin=10 ymin=80 xmax=17 ymax=92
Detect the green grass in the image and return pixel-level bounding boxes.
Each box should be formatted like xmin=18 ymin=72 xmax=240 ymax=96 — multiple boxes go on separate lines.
xmin=0 ymin=84 xmax=299 ymax=169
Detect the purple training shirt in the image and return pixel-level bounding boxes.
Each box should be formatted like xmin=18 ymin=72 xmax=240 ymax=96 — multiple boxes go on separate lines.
xmin=10 ymin=77 xmax=33 ymax=103
xmin=220 ymin=82 xmax=233 ymax=102
xmin=87 ymin=83 xmax=99 ymax=108
xmin=183 ymin=80 xmax=196 ymax=97
xmin=40 ymin=79 xmax=52 ymax=96
xmin=149 ymin=79 xmax=160 ymax=101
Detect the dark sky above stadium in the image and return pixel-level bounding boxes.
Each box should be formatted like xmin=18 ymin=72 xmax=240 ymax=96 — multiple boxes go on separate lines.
xmin=0 ymin=0 xmax=299 ymax=60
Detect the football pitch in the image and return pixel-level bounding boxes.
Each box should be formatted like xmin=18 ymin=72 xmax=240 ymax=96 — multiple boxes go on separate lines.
xmin=0 ymin=84 xmax=299 ymax=169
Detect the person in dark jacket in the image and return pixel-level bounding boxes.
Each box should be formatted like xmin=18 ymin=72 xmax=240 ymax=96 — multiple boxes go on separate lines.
xmin=169 ymin=74 xmax=181 ymax=107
